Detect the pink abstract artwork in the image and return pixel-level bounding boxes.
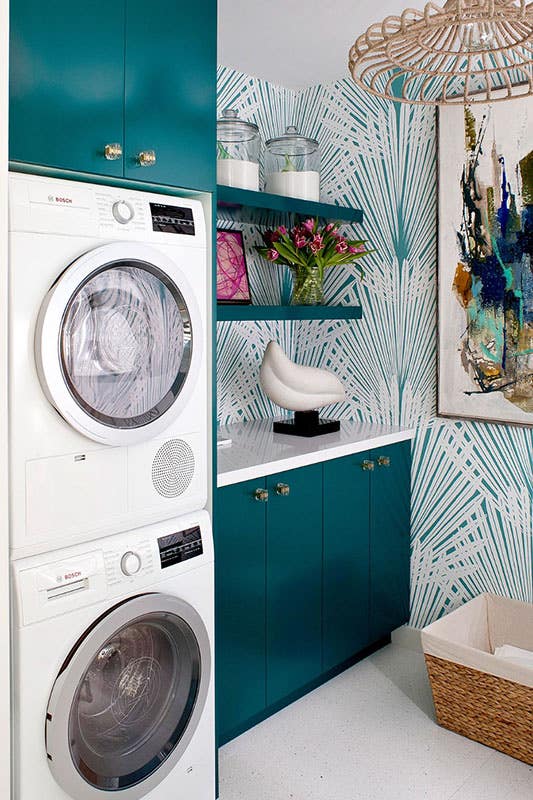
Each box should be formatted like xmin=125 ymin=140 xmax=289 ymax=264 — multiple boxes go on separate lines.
xmin=216 ymin=230 xmax=251 ymax=304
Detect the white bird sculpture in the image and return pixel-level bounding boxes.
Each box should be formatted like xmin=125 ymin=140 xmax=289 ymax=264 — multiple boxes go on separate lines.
xmin=259 ymin=341 xmax=345 ymax=412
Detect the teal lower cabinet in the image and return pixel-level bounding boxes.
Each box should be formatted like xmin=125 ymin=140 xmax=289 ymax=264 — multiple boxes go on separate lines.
xmin=266 ymin=466 xmax=322 ymax=705
xmin=215 ymin=479 xmax=267 ymax=743
xmin=215 ymin=440 xmax=411 ymax=746
xmin=370 ymin=441 xmax=411 ymax=641
xmin=323 ymin=453 xmax=370 ymax=672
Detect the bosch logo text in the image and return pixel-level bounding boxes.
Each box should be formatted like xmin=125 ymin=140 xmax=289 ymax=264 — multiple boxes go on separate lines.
xmin=64 ymin=571 xmax=82 ymax=580
xmin=48 ymin=195 xmax=73 ymax=204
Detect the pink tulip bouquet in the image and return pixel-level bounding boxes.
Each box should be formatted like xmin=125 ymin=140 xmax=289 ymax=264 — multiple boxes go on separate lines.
xmin=256 ymin=218 xmax=370 ymax=305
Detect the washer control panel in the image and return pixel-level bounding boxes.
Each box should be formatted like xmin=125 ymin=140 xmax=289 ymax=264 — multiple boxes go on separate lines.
xmin=104 ymin=539 xmax=154 ymax=586
xmin=15 ymin=511 xmax=212 ymax=626
xmin=120 ymin=550 xmax=142 ymax=576
xmin=158 ymin=525 xmax=203 ymax=569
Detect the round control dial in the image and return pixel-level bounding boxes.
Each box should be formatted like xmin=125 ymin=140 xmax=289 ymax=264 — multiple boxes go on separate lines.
xmin=120 ymin=551 xmax=142 ymax=577
xmin=112 ymin=200 xmax=134 ymax=224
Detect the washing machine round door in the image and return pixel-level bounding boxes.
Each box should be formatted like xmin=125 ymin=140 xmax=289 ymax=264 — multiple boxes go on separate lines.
xmin=36 ymin=242 xmax=203 ymax=445
xmin=46 ymin=593 xmax=211 ymax=800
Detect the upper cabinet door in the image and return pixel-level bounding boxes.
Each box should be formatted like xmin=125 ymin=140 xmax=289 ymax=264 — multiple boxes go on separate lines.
xmin=370 ymin=441 xmax=411 ymax=641
xmin=9 ymin=0 xmax=125 ymax=176
xmin=124 ymin=0 xmax=216 ymax=191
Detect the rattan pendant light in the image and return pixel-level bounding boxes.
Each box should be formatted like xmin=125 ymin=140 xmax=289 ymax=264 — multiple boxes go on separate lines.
xmin=349 ymin=0 xmax=533 ymax=104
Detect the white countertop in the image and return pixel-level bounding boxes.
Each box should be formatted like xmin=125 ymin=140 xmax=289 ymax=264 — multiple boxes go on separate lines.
xmin=217 ymin=420 xmax=415 ymax=487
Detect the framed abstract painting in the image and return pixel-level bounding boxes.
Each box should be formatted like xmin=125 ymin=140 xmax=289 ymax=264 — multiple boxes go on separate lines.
xmin=216 ymin=229 xmax=252 ymax=304
xmin=438 ymin=97 xmax=532 ymax=427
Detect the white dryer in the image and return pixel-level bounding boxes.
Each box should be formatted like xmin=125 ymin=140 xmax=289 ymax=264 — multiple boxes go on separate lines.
xmin=8 ymin=173 xmax=210 ymax=558
xmin=12 ymin=511 xmax=214 ymax=800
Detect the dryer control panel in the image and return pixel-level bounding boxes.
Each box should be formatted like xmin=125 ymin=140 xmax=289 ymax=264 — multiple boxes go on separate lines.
xmin=149 ymin=202 xmax=195 ymax=235
xmin=8 ymin=173 xmax=207 ymax=247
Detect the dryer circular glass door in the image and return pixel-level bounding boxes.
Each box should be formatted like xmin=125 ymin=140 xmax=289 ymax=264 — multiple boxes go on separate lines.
xmin=46 ymin=593 xmax=211 ymax=800
xmin=36 ymin=242 xmax=203 ymax=445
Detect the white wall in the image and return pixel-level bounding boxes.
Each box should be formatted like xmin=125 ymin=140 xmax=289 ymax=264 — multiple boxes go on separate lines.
xmin=0 ymin=0 xmax=10 ymax=795
xmin=217 ymin=0 xmax=426 ymax=89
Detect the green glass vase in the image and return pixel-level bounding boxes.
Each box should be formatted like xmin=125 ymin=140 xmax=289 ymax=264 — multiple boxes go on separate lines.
xmin=289 ymin=264 xmax=324 ymax=306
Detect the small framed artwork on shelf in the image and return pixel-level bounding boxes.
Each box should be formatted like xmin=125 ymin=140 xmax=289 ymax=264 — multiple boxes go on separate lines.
xmin=216 ymin=229 xmax=252 ymax=305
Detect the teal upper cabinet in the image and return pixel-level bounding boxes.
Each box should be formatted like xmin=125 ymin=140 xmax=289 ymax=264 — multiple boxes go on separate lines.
xmin=9 ymin=0 xmax=125 ymax=177
xmin=9 ymin=0 xmax=217 ymax=191
xmin=124 ymin=0 xmax=216 ymax=190
xmin=370 ymin=442 xmax=411 ymax=641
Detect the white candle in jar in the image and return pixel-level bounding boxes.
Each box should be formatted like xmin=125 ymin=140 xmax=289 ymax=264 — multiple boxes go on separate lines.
xmin=217 ymin=159 xmax=259 ymax=191
xmin=266 ymin=170 xmax=320 ymax=201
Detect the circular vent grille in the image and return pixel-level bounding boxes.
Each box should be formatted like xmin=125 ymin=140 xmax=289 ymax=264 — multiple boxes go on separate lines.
xmin=152 ymin=439 xmax=195 ymax=498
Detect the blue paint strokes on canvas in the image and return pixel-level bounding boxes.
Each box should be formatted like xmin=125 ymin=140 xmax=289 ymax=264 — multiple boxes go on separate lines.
xmin=497 ymin=156 xmax=510 ymax=239
xmin=452 ymin=108 xmax=533 ymax=414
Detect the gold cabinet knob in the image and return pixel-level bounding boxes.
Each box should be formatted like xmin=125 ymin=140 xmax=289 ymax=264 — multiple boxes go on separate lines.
xmin=275 ymin=483 xmax=290 ymax=496
xmin=138 ymin=149 xmax=157 ymax=167
xmin=377 ymin=456 xmax=391 ymax=467
xmin=254 ymin=488 xmax=269 ymax=502
xmin=361 ymin=460 xmax=375 ymax=471
xmin=104 ymin=142 xmax=123 ymax=161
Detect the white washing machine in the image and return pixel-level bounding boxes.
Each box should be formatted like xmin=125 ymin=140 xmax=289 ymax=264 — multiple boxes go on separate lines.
xmin=11 ymin=511 xmax=214 ymax=800
xmin=8 ymin=173 xmax=210 ymax=558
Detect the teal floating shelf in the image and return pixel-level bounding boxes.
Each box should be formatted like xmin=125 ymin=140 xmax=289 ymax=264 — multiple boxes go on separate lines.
xmin=216 ymin=185 xmax=363 ymax=225
xmin=216 ymin=305 xmax=363 ymax=322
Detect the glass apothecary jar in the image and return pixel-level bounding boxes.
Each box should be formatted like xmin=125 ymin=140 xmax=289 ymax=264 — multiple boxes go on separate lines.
xmin=265 ymin=126 xmax=320 ymax=201
xmin=216 ymin=108 xmax=260 ymax=191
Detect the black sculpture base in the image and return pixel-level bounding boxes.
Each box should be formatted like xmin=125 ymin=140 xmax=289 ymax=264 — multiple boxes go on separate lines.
xmin=273 ymin=410 xmax=340 ymax=438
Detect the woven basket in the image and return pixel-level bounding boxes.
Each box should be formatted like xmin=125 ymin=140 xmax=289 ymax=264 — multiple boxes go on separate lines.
xmin=425 ymin=653 xmax=533 ymax=765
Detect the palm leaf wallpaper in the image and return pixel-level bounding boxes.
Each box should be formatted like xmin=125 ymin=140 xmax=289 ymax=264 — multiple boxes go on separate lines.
xmin=216 ymin=65 xmax=533 ymax=628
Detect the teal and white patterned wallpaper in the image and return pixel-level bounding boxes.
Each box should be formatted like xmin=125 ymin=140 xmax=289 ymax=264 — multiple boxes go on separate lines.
xmin=216 ymin=65 xmax=533 ymax=628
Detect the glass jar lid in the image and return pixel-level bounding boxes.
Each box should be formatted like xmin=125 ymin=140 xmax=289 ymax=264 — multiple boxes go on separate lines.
xmin=265 ymin=126 xmax=318 ymax=156
xmin=217 ymin=108 xmax=259 ymax=142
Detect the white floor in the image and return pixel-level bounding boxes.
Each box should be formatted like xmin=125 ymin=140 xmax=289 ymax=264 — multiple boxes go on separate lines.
xmin=218 ymin=643 xmax=533 ymax=800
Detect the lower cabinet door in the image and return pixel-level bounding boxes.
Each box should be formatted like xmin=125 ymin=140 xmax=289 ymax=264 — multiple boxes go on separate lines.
xmin=323 ymin=453 xmax=371 ymax=672
xmin=215 ymin=479 xmax=267 ymax=742
xmin=370 ymin=441 xmax=411 ymax=641
xmin=266 ymin=465 xmax=323 ymax=705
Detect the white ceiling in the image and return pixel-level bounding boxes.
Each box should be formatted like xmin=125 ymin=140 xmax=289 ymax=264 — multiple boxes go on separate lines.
xmin=218 ymin=0 xmax=426 ymax=89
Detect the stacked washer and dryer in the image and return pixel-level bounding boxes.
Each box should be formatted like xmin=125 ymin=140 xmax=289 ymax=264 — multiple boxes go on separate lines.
xmin=8 ymin=174 xmax=214 ymax=800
